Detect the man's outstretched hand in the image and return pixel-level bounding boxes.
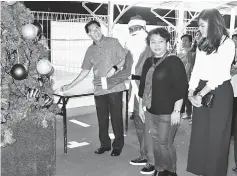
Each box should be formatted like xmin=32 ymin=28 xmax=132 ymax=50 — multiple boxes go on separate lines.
xmin=60 ymin=84 xmax=72 ymax=92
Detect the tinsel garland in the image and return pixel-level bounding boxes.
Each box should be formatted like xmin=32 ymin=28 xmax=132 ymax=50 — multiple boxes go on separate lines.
xmin=1 ymin=1 xmax=60 ymax=148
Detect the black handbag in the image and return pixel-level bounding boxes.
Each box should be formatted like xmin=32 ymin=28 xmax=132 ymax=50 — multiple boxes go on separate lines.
xmin=193 ymin=89 xmax=215 ymax=108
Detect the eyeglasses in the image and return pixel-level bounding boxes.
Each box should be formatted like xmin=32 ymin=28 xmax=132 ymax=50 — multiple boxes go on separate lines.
xmin=129 ymin=26 xmax=143 ymax=34
xmin=89 ymin=27 xmax=100 ymax=34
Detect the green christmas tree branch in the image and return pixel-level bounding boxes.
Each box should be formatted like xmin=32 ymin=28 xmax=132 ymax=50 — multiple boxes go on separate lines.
xmin=1 ymin=1 xmax=60 ymax=148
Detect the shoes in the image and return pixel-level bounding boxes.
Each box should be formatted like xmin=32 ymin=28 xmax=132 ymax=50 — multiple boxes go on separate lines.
xmin=111 ymin=149 xmax=122 ymax=156
xmin=233 ymin=166 xmax=237 ymax=172
xmin=167 ymin=171 xmax=177 ymax=176
xmin=158 ymin=170 xmax=169 ymax=176
xmin=189 ymin=120 xmax=192 ymax=125
xmin=94 ymin=147 xmax=111 ymax=154
xmin=140 ymin=164 xmax=155 ymax=175
xmin=130 ymin=156 xmax=147 ymax=166
xmin=182 ymin=113 xmax=191 ymax=119
xmin=151 ymin=170 xmax=177 ymax=176
xmin=1 ymin=117 xmax=6 ymax=124
xmin=152 ymin=170 xmax=158 ymax=176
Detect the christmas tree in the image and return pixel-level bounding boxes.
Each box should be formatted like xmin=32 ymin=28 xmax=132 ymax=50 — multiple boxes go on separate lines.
xmin=1 ymin=1 xmax=59 ymax=147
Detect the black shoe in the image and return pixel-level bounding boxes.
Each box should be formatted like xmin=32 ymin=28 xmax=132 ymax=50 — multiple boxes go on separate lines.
xmin=94 ymin=147 xmax=111 ymax=154
xmin=140 ymin=164 xmax=155 ymax=175
xmin=182 ymin=113 xmax=191 ymax=119
xmin=1 ymin=117 xmax=6 ymax=124
xmin=167 ymin=171 xmax=177 ymax=176
xmin=130 ymin=156 xmax=147 ymax=166
xmin=233 ymin=166 xmax=237 ymax=172
xmin=130 ymin=114 xmax=134 ymax=120
xmin=111 ymin=149 xmax=122 ymax=156
xmin=158 ymin=170 xmax=169 ymax=176
xmin=152 ymin=170 xmax=158 ymax=176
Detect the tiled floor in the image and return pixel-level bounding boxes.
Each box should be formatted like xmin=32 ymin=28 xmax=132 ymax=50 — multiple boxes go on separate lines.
xmin=56 ymin=106 xmax=236 ymax=176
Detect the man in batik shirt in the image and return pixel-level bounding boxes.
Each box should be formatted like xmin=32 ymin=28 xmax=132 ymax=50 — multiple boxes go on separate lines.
xmin=61 ymin=20 xmax=127 ymax=157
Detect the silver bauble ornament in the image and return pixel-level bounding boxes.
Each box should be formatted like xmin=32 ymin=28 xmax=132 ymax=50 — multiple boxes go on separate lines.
xmin=22 ymin=24 xmax=37 ymax=40
xmin=36 ymin=59 xmax=52 ymax=75
xmin=10 ymin=64 xmax=28 ymax=80
xmin=6 ymin=1 xmax=16 ymax=5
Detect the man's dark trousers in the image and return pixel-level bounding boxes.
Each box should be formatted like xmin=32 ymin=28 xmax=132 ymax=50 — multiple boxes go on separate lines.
xmin=234 ymin=116 xmax=237 ymax=167
xmin=94 ymin=91 xmax=124 ymax=150
xmin=233 ymin=97 xmax=237 ymax=167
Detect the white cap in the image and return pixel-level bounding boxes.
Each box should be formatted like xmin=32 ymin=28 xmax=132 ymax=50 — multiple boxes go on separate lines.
xmin=128 ymin=15 xmax=146 ymax=28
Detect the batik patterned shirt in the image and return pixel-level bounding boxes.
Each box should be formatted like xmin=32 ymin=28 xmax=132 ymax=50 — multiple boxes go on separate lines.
xmin=81 ymin=36 xmax=127 ymax=95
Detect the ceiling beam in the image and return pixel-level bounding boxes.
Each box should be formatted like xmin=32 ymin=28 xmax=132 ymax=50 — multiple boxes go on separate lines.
xmin=78 ymin=0 xmax=236 ymax=15
xmin=150 ymin=8 xmax=176 ymax=29
xmin=82 ymin=1 xmax=108 ymax=27
xmin=111 ymin=1 xmax=142 ymax=29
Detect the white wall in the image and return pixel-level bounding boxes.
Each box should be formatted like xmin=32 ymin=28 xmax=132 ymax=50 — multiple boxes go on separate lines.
xmin=50 ymin=21 xmax=108 ymax=75
xmin=50 ymin=22 xmax=178 ymax=108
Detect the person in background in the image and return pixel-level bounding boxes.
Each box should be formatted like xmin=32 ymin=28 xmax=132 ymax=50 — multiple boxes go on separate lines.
xmin=187 ymin=9 xmax=235 ymax=176
xmin=61 ymin=20 xmax=127 ymax=157
xmin=187 ymin=30 xmax=202 ymax=125
xmin=178 ymin=34 xmax=195 ymax=121
xmin=231 ymin=30 xmax=237 ymax=173
xmin=139 ymin=27 xmax=187 ymax=176
xmin=38 ymin=35 xmax=49 ymax=50
xmin=190 ymin=30 xmax=202 ymax=54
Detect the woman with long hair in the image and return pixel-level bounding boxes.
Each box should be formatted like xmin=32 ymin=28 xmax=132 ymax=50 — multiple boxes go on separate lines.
xmin=138 ymin=27 xmax=188 ymax=176
xmin=231 ymin=31 xmax=237 ymax=173
xmin=187 ymin=8 xmax=235 ymax=176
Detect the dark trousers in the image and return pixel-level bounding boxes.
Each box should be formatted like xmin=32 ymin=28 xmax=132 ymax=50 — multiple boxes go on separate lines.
xmin=234 ymin=114 xmax=237 ymax=167
xmin=181 ymin=87 xmax=192 ymax=116
xmin=185 ymin=98 xmax=193 ymax=116
xmin=182 ymin=86 xmax=192 ymax=116
xmin=94 ymin=91 xmax=124 ymax=150
xmin=233 ymin=97 xmax=237 ymax=166
xmin=146 ymin=111 xmax=178 ymax=172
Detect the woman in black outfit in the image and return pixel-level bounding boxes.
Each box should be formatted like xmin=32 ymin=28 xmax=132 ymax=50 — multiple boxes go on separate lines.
xmin=138 ymin=28 xmax=188 ymax=176
xmin=187 ymin=9 xmax=235 ymax=176
xmin=231 ymin=32 xmax=237 ymax=173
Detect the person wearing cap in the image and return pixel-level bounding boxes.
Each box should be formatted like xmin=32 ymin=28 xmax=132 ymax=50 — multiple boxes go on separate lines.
xmin=231 ymin=30 xmax=237 ymax=173
xmin=124 ymin=15 xmax=155 ymax=175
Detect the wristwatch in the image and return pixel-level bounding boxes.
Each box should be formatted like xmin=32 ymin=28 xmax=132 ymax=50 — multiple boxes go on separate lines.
xmin=113 ymin=65 xmax=118 ymax=71
xmin=173 ymin=110 xmax=180 ymax=113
